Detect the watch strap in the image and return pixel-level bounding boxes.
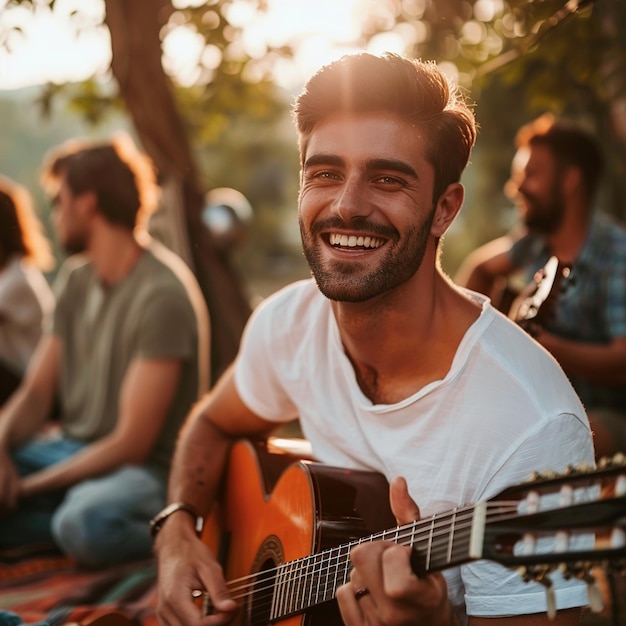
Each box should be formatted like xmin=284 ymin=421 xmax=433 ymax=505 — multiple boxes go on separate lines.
xmin=150 ymin=501 xmax=204 ymax=538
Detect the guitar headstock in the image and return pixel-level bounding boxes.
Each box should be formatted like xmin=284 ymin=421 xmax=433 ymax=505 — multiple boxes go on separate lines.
xmin=484 ymin=454 xmax=626 ymax=616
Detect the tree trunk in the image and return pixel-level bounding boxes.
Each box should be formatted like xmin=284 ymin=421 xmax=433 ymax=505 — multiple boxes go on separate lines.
xmin=600 ymin=0 xmax=626 ymax=144
xmin=103 ymin=0 xmax=251 ymax=382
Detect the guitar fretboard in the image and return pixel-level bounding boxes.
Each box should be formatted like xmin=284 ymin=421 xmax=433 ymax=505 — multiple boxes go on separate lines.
xmin=266 ymin=502 xmax=489 ymax=621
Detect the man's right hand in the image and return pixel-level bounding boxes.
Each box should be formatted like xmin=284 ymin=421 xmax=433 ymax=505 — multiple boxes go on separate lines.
xmin=155 ymin=515 xmax=238 ymax=626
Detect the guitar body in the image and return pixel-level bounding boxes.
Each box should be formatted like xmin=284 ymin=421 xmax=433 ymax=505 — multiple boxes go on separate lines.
xmin=204 ymin=439 xmax=396 ymax=626
xmin=508 ymin=255 xmax=571 ymax=333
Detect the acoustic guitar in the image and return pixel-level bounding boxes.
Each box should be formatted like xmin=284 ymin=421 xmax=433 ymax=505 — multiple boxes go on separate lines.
xmin=198 ymin=438 xmax=626 ymax=625
xmin=507 ymin=255 xmax=572 ymax=335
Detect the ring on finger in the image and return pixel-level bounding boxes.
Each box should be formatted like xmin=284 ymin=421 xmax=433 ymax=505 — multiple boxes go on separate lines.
xmin=354 ymin=586 xmax=370 ymax=601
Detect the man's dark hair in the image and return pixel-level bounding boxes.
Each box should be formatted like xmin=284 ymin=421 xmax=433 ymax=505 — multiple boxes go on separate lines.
xmin=293 ymin=52 xmax=477 ymax=203
xmin=41 ymin=134 xmax=157 ymax=231
xmin=518 ymin=116 xmax=605 ymax=201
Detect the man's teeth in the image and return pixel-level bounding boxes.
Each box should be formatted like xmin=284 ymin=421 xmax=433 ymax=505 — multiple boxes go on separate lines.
xmin=329 ymin=233 xmax=383 ymax=248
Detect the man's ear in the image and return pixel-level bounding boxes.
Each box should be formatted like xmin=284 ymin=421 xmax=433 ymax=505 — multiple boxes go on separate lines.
xmin=75 ymin=190 xmax=98 ymax=217
xmin=562 ymin=166 xmax=582 ymax=196
xmin=431 ymin=183 xmax=464 ymax=238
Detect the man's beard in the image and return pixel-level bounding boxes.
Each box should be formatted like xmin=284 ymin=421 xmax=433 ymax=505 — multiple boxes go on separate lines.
xmin=300 ymin=212 xmax=435 ymax=303
xmin=62 ymin=233 xmax=88 ymax=256
xmin=522 ymin=179 xmax=566 ymax=235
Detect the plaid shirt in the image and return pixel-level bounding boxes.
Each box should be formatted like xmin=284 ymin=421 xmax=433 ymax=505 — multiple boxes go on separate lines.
xmin=510 ymin=213 xmax=626 ymax=412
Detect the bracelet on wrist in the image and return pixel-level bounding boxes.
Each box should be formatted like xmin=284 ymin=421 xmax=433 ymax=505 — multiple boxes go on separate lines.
xmin=149 ymin=501 xmax=204 ymax=539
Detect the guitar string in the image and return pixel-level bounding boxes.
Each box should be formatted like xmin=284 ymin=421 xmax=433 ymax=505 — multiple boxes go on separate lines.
xmin=259 ymin=532 xmax=479 ymax=617
xmin=201 ymin=500 xmax=522 ymax=613
xmin=209 ymin=501 xmax=518 ymax=604
xmin=202 ymin=502 xmax=520 ymax=618
xmin=217 ymin=536 xmax=483 ymax=613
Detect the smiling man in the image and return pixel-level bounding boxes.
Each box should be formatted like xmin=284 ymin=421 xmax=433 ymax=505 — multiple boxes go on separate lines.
xmin=299 ymin=126 xmax=436 ymax=304
xmin=154 ymin=53 xmax=594 ymax=626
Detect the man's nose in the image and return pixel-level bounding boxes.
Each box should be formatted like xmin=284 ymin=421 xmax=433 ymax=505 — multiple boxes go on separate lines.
xmin=330 ymin=175 xmax=373 ymax=221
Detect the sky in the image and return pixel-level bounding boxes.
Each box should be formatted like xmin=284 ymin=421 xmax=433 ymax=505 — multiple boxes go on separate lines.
xmin=0 ymin=0 xmax=407 ymax=92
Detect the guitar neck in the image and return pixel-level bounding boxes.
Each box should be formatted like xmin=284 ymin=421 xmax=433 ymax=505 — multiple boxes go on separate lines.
xmin=264 ymin=503 xmax=487 ymax=620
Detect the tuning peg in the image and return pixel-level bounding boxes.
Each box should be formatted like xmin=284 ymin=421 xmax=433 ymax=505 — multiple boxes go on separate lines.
xmin=597 ymin=451 xmax=626 ymax=468
xmin=583 ymin=571 xmax=604 ymax=614
xmin=529 ymin=469 xmax=558 ymax=481
xmin=574 ymin=460 xmax=594 ymax=473
xmin=559 ymin=564 xmax=606 ymax=614
xmin=539 ymin=576 xmax=557 ymax=620
xmin=519 ymin=566 xmax=557 ymax=620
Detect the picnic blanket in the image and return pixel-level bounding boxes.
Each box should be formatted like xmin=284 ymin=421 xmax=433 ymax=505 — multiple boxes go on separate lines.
xmin=0 ymin=545 xmax=158 ymax=626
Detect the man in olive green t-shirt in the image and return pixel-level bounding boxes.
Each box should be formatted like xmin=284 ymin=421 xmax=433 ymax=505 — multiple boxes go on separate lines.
xmin=0 ymin=136 xmax=209 ymax=567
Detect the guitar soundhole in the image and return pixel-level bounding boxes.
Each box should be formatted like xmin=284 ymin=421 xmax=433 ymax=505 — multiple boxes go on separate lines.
xmin=247 ymin=535 xmax=283 ymax=626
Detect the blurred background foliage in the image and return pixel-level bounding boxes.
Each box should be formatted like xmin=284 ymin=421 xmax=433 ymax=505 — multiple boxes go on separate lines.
xmin=1 ymin=0 xmax=625 ymax=371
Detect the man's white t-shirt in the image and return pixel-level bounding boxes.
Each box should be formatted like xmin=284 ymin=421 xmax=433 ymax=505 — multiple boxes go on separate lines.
xmin=234 ymin=279 xmax=594 ymax=619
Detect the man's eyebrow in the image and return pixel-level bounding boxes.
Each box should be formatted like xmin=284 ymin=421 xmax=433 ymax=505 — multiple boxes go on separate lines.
xmin=368 ymin=158 xmax=418 ymax=178
xmin=303 ymin=153 xmax=344 ymax=169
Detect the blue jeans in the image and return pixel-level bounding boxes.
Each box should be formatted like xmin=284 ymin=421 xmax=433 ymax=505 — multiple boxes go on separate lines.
xmin=0 ymin=432 xmax=167 ymax=567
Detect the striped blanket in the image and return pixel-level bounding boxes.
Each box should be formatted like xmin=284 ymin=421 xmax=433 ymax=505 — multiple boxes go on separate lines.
xmin=0 ymin=545 xmax=158 ymax=626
